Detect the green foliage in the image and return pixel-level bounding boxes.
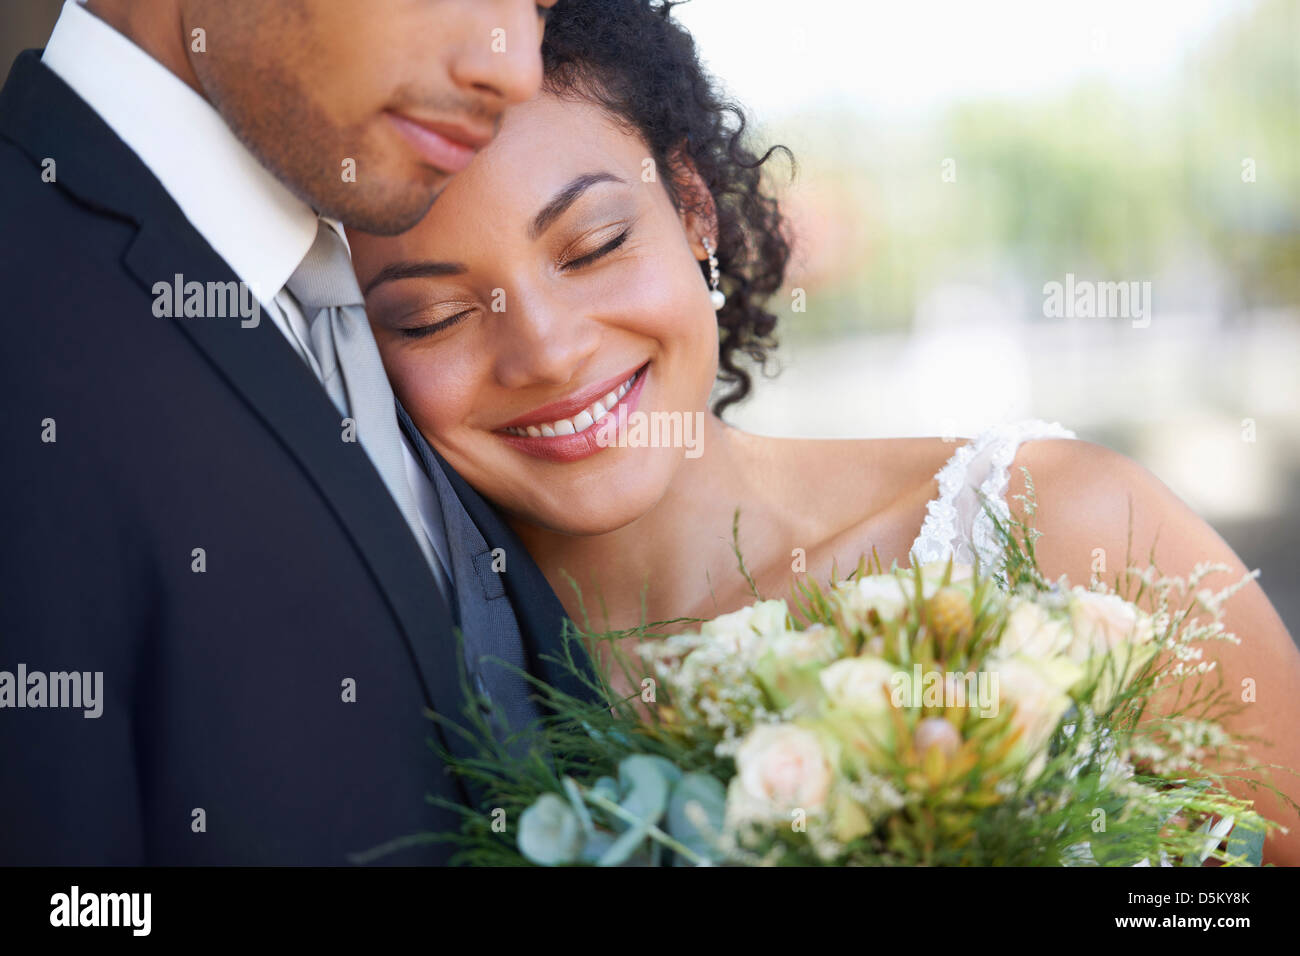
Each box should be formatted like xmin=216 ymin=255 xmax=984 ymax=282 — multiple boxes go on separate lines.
xmin=775 ymin=0 xmax=1300 ymax=336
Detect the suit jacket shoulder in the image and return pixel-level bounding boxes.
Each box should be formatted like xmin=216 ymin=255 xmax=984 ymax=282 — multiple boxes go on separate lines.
xmin=0 ymin=51 xmax=469 ymax=865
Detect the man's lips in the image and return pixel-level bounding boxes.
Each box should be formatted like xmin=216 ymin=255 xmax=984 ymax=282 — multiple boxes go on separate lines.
xmin=386 ymin=111 xmax=494 ymax=174
xmin=497 ymin=363 xmax=648 ymax=431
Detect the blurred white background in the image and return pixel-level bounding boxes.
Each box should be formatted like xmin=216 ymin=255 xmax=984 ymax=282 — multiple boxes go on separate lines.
xmin=675 ymin=0 xmax=1299 ymax=632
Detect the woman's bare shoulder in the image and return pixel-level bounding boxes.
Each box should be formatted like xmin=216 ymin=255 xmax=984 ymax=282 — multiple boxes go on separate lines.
xmin=739 ymin=432 xmax=978 ymax=566
xmin=1005 ymin=436 xmax=1200 ymax=581
xmin=751 ymin=433 xmax=971 ymax=510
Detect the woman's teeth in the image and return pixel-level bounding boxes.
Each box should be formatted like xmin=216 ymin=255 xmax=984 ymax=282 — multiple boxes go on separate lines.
xmin=503 ymin=370 xmax=639 ymax=438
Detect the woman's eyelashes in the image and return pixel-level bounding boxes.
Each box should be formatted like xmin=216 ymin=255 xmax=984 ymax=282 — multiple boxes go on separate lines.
xmin=398 ymin=309 xmax=471 ymax=339
xmin=391 ymin=223 xmax=634 ymax=339
xmin=559 ymin=225 xmax=631 ymax=272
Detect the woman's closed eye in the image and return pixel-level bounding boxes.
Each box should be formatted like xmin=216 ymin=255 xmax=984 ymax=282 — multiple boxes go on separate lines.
xmin=395 ymin=306 xmax=473 ymax=339
xmin=559 ymin=224 xmax=631 ymax=272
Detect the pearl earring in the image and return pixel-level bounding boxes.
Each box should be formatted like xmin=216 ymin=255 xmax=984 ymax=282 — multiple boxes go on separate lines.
xmin=703 ymin=237 xmax=726 ymax=311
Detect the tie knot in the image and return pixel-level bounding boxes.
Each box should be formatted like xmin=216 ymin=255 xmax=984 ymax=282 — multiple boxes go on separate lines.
xmin=286 ymin=220 xmax=365 ymax=315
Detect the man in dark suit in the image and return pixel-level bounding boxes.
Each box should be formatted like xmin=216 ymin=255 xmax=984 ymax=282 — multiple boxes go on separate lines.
xmin=0 ymin=0 xmax=586 ymax=864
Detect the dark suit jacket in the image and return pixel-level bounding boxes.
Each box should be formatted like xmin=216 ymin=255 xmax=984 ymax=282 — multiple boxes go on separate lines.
xmin=0 ymin=50 xmax=587 ymax=865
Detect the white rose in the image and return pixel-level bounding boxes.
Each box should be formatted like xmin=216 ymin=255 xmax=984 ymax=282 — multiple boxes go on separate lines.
xmin=749 ymin=599 xmax=794 ymax=635
xmin=819 ymin=657 xmax=898 ymax=715
xmin=1066 ymin=589 xmax=1158 ymax=709
xmin=701 ymin=599 xmax=791 ymax=655
xmin=915 ymin=561 xmax=975 ymax=597
xmin=1066 ymin=589 xmax=1155 ymax=659
xmin=727 ymin=724 xmax=833 ymax=824
xmin=997 ymin=598 xmax=1072 ymax=659
xmin=767 ymin=624 xmax=842 ymax=665
xmin=834 ymin=575 xmax=909 ymax=624
xmin=988 ymin=655 xmax=1082 ymax=778
xmin=707 ymin=600 xmax=785 ymax=647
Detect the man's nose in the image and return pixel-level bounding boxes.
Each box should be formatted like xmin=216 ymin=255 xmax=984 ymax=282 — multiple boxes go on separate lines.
xmin=446 ymin=1 xmax=547 ymax=108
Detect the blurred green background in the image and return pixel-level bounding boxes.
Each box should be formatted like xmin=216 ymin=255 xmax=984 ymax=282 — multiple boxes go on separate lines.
xmin=4 ymin=1 xmax=1297 ymax=635
xmin=675 ymin=0 xmax=1300 ymax=636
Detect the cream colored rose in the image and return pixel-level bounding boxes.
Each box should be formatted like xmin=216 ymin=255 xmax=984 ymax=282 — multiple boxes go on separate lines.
xmin=815 ymin=658 xmax=899 ymax=770
xmin=915 ymin=561 xmax=975 ymax=597
xmin=819 ymin=657 xmax=897 ymax=715
xmin=700 ymin=599 xmax=791 ymax=656
xmin=997 ymin=598 xmax=1072 ymax=659
xmin=728 ymin=724 xmax=834 ymax=822
xmin=768 ymin=624 xmax=842 ymax=665
xmin=1066 ymin=589 xmax=1158 ymax=709
xmin=988 ymin=655 xmax=1082 ymax=777
xmin=1066 ymin=589 xmax=1155 ymax=656
xmin=834 ymin=575 xmax=909 ymax=625
xmin=816 ymin=655 xmax=899 ymax=712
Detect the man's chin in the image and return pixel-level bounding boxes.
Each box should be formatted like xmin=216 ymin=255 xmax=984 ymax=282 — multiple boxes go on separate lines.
xmin=316 ymin=173 xmax=447 ymax=235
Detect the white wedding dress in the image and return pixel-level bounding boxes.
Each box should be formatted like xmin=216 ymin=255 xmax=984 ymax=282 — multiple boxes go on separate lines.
xmin=908 ymin=419 xmax=1077 ymax=573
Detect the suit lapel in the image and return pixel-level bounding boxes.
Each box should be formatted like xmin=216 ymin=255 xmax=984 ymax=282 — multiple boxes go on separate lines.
xmin=397 ymin=405 xmax=602 ymax=707
xmin=0 ymin=52 xmax=468 ymax=741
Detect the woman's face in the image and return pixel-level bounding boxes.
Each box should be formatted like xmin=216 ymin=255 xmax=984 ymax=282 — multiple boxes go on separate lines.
xmin=347 ymin=92 xmax=720 ymax=536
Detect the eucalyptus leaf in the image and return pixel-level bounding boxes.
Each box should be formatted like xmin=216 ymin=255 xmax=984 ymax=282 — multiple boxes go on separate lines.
xmin=666 ymin=772 xmax=727 ymax=864
xmin=639 ymin=755 xmax=684 ymax=786
xmin=578 ymin=828 xmax=618 ymax=863
xmin=590 ymin=774 xmax=628 ymax=832
xmin=517 ymin=793 xmax=585 ymax=866
xmin=616 ymin=755 xmax=675 ymax=826
xmin=597 ymin=820 xmax=651 ymax=866
xmin=1226 ymin=819 xmax=1266 ymax=866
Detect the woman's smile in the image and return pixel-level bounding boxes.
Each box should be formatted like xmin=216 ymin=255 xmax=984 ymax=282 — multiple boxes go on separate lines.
xmin=496 ymin=362 xmax=649 ymax=463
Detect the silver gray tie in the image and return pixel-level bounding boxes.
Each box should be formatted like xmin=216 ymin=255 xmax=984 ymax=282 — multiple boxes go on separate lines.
xmin=285 ymin=220 xmax=448 ymax=591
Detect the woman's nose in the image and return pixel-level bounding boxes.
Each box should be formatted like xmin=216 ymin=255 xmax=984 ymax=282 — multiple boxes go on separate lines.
xmin=491 ymin=289 xmax=603 ymax=391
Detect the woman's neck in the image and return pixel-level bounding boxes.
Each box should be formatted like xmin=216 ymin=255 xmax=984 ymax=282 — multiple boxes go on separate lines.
xmin=509 ymin=415 xmax=795 ymax=632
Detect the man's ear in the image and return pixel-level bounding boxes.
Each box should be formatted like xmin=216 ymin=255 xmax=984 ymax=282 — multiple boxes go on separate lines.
xmin=665 ymin=143 xmax=718 ymax=260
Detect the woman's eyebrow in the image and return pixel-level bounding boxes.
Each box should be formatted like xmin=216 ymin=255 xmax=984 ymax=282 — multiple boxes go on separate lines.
xmin=362 ymin=259 xmax=466 ymax=296
xmin=529 ymin=171 xmax=626 ymax=239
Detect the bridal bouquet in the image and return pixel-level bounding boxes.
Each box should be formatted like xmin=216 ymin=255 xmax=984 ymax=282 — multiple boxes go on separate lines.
xmin=417 ymin=481 xmax=1281 ymax=866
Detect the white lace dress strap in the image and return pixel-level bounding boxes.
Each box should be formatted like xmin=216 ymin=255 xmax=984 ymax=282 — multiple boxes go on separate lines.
xmin=909 ymin=419 xmax=1077 ymax=574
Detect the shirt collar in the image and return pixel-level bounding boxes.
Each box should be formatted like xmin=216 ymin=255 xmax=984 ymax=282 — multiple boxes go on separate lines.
xmin=41 ymin=0 xmax=320 ymax=301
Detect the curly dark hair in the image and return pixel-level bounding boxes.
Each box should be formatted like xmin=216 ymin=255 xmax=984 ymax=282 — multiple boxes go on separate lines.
xmin=541 ymin=0 xmax=794 ymax=416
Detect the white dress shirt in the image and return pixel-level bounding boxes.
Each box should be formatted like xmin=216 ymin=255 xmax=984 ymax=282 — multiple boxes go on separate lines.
xmin=42 ymin=0 xmax=454 ymax=599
